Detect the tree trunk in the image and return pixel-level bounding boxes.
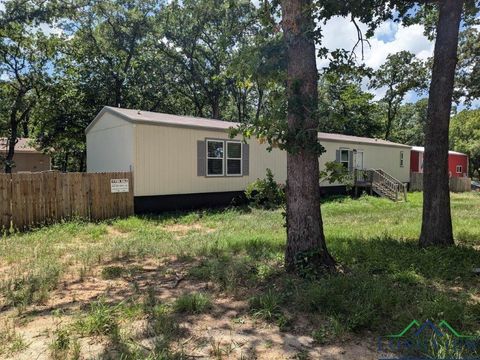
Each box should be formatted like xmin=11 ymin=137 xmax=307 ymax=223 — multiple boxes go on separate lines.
xmin=5 ymin=108 xmax=19 ymax=174
xmin=419 ymin=0 xmax=463 ymax=247
xmin=385 ymin=99 xmax=394 ymax=140
xmin=211 ymin=96 xmax=221 ymax=119
xmin=282 ymin=0 xmax=335 ymax=272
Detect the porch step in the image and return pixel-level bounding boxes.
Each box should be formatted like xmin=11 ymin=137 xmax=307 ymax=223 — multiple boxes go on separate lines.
xmin=355 ymin=169 xmax=407 ymax=202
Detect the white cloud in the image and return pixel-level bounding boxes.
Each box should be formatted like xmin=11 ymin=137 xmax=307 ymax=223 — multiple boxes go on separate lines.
xmin=317 ymin=16 xmax=434 ymax=102
xmin=318 ymin=16 xmax=434 ymax=71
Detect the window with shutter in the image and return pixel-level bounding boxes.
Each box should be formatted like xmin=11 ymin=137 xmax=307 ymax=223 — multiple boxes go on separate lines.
xmin=340 ymin=149 xmax=349 ymax=169
xmin=206 ymin=140 xmax=224 ymax=176
xmin=226 ymin=141 xmax=242 ymax=176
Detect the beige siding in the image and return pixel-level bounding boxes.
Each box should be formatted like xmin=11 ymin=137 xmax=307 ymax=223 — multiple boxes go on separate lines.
xmin=87 ymin=112 xmax=410 ymax=196
xmin=319 ymin=140 xmax=411 ymax=184
xmin=3 ymin=153 xmax=51 ymax=173
xmin=134 ymin=123 xmax=410 ymax=196
xmin=87 ymin=112 xmax=135 ymax=173
xmin=134 ymin=124 xmax=287 ymax=196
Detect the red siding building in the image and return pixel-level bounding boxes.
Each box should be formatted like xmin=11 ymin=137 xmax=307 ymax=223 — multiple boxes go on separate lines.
xmin=410 ymin=146 xmax=469 ymax=177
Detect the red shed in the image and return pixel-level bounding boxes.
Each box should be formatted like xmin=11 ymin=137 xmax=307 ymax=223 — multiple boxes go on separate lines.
xmin=410 ymin=146 xmax=469 ymax=177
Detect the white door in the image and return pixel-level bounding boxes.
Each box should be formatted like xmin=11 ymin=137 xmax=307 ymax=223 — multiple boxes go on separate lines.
xmin=355 ymin=151 xmax=364 ymax=169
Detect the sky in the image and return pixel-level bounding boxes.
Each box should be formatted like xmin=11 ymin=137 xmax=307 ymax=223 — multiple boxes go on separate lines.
xmin=316 ymin=16 xmax=435 ymax=102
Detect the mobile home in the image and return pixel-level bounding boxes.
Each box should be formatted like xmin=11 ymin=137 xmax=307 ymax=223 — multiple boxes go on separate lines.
xmin=86 ymin=107 xmax=411 ymax=212
xmin=410 ymin=146 xmax=469 ymax=178
xmin=0 ymin=138 xmax=51 ymax=173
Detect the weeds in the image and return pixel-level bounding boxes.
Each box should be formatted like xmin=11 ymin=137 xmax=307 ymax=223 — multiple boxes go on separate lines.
xmin=49 ymin=327 xmax=81 ymax=360
xmin=1 ymin=263 xmax=61 ymax=311
xmin=0 ymin=192 xmax=479 ymax=359
xmin=101 ymin=265 xmax=125 ymax=279
xmin=173 ymin=292 xmax=212 ymax=314
xmin=74 ymin=297 xmax=119 ymax=337
xmin=0 ymin=321 xmax=28 ymax=357
xmin=249 ymin=289 xmax=283 ymax=321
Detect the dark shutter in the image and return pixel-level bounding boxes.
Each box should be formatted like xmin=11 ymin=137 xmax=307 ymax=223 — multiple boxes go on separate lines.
xmin=335 ymin=150 xmax=340 ymax=163
xmin=348 ymin=150 xmax=354 ymax=171
xmin=197 ymin=140 xmax=206 ymax=176
xmin=242 ymin=143 xmax=250 ymax=176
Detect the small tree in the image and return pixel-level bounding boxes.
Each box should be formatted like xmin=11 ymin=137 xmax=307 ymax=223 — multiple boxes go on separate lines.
xmin=0 ymin=23 xmax=54 ymax=173
xmin=369 ymin=51 xmax=429 ymax=141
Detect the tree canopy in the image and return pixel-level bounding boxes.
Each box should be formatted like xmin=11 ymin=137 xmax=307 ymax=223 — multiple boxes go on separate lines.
xmin=0 ymin=0 xmax=478 ymax=174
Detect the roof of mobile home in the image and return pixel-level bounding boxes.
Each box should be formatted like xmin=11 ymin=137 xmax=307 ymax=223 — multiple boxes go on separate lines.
xmin=0 ymin=138 xmax=43 ymax=154
xmin=87 ymin=106 xmax=411 ymax=148
xmin=411 ymin=146 xmax=466 ymax=156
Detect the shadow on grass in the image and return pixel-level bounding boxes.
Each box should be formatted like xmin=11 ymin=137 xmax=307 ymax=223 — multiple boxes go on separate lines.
xmin=192 ymin=235 xmax=480 ymax=341
xmin=136 ymin=204 xmax=253 ymax=224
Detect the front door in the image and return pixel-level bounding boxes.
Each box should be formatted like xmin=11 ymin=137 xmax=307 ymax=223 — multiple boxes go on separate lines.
xmin=355 ymin=151 xmax=364 ymax=170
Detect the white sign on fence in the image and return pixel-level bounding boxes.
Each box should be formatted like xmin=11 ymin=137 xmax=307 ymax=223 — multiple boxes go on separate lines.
xmin=110 ymin=179 xmax=129 ymax=193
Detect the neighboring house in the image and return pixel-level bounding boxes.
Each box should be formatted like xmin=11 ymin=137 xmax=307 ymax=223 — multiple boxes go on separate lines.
xmin=86 ymin=107 xmax=411 ymax=212
xmin=410 ymin=146 xmax=468 ymax=178
xmin=0 ymin=138 xmax=51 ymax=173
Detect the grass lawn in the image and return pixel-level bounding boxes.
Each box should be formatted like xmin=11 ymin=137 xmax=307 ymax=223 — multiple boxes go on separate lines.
xmin=0 ymin=192 xmax=479 ymax=359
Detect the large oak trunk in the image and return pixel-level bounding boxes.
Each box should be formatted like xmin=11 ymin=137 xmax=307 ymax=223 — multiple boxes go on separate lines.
xmin=282 ymin=0 xmax=335 ymax=272
xmin=419 ymin=0 xmax=463 ymax=247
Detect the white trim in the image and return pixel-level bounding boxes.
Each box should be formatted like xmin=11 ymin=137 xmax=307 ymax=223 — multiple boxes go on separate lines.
xmin=456 ymin=165 xmax=463 ymax=174
xmin=206 ymin=139 xmax=224 ymax=177
xmin=400 ymin=151 xmax=405 ymax=168
xmin=226 ymin=141 xmax=243 ymax=176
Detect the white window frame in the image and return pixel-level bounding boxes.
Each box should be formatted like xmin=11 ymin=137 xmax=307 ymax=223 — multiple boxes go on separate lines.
xmin=206 ymin=139 xmax=224 ymax=177
xmin=456 ymin=165 xmax=463 ymax=174
xmin=226 ymin=141 xmax=243 ymax=176
xmin=400 ymin=151 xmax=405 ymax=167
xmin=340 ymin=149 xmax=350 ymax=169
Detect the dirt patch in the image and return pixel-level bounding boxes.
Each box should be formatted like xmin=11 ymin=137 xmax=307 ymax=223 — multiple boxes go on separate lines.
xmin=163 ymin=223 xmax=215 ymax=237
xmin=0 ymin=258 xmax=385 ymax=360
xmin=106 ymin=226 xmax=129 ymax=237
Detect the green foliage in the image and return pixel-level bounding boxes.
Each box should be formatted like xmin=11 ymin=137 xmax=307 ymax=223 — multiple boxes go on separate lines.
xmin=1 ymin=263 xmax=61 ymax=311
xmin=173 ymin=292 xmax=212 ymax=314
xmin=450 ymin=109 xmax=480 ymax=175
xmin=0 ymin=193 xmax=479 ymax=360
xmin=74 ymin=297 xmax=119 ymax=337
xmin=249 ymin=289 xmax=283 ymax=322
xmin=318 ymin=71 xmax=382 ymax=139
xmin=391 ymin=98 xmax=428 ymax=146
xmin=245 ymin=169 xmax=285 ymax=209
xmin=369 ymin=51 xmax=429 ymax=141
xmin=0 ymin=322 xmax=27 ymax=357
xmin=457 ymin=27 xmax=480 ymax=105
xmin=101 ymin=265 xmax=125 ymax=280
xmin=49 ymin=327 xmax=81 ymax=360
xmin=319 ymin=161 xmax=353 ymax=187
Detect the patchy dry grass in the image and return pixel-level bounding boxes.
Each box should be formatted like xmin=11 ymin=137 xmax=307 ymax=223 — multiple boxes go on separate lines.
xmin=0 ymin=192 xmax=479 ymax=359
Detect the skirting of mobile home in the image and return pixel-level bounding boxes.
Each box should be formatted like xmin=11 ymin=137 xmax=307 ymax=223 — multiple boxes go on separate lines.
xmin=86 ymin=107 xmax=411 ymax=212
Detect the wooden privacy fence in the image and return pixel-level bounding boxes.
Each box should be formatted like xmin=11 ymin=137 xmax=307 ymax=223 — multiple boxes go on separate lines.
xmin=410 ymin=172 xmax=472 ymax=192
xmin=0 ymin=172 xmax=134 ymax=231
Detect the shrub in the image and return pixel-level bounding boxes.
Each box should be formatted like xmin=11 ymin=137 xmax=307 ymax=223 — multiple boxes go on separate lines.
xmin=245 ymin=169 xmax=285 ymax=209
